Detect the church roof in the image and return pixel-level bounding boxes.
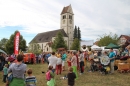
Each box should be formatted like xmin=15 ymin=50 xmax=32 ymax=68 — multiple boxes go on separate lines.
xmin=61 ymin=6 xmax=69 ymax=14
xmin=30 ymin=29 xmax=68 ymax=43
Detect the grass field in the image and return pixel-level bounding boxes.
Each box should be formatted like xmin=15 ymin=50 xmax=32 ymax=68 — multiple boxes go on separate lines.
xmin=0 ymin=62 xmax=130 ymax=86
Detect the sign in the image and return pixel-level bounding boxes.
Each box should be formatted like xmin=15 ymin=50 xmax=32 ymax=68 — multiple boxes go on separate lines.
xmin=14 ymin=32 xmax=20 ymax=55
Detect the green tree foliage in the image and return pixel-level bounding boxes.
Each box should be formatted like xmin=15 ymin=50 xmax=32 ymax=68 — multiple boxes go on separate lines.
xmin=28 ymin=40 xmax=42 ymax=55
xmin=5 ymin=31 xmax=26 ymax=54
xmin=51 ymin=31 xmax=67 ymax=51
xmin=97 ymin=33 xmax=119 ymax=46
xmin=73 ymin=26 xmax=78 ymax=39
xmin=77 ymin=27 xmax=81 ymax=40
xmin=70 ymin=38 xmax=80 ymax=50
xmin=0 ymin=38 xmax=8 ymax=51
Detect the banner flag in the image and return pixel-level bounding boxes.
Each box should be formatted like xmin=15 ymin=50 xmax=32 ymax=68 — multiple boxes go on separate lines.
xmin=14 ymin=32 xmax=20 ymax=55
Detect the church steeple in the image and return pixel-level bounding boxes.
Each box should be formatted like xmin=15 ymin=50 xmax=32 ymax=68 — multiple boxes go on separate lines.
xmin=60 ymin=5 xmax=74 ymax=49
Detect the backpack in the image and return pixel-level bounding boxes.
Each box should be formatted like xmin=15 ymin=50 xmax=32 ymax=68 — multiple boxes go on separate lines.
xmin=46 ymin=70 xmax=51 ymax=81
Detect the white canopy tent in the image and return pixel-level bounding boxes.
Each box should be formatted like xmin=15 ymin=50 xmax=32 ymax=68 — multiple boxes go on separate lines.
xmin=91 ymin=45 xmax=102 ymax=50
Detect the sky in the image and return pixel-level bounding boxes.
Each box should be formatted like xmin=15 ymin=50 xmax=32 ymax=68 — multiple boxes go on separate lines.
xmin=0 ymin=0 xmax=130 ymax=45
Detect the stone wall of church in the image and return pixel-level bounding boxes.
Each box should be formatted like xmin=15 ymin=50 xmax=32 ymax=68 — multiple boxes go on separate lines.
xmin=38 ymin=42 xmax=52 ymax=52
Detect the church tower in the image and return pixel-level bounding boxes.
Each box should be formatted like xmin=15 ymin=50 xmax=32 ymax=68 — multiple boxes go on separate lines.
xmin=60 ymin=5 xmax=74 ymax=49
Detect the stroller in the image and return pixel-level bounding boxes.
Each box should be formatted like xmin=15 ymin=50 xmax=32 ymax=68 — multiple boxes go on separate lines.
xmin=90 ymin=57 xmax=100 ymax=72
xmin=99 ymin=56 xmax=110 ymax=74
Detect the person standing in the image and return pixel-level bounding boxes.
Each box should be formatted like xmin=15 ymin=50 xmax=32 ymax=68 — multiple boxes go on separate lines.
xmin=67 ymin=51 xmax=72 ymax=67
xmin=56 ymin=55 xmax=62 ymax=75
xmin=2 ymin=64 xmax=8 ymax=83
xmin=61 ymin=51 xmax=67 ymax=71
xmin=8 ymin=54 xmax=27 ymax=86
xmin=25 ymin=69 xmax=37 ymax=86
xmin=67 ymin=67 xmax=76 ymax=86
xmin=48 ymin=52 xmax=58 ymax=73
xmin=78 ymin=51 xmax=84 ymax=75
xmin=71 ymin=52 xmax=78 ymax=79
xmin=109 ymin=48 xmax=115 ymax=74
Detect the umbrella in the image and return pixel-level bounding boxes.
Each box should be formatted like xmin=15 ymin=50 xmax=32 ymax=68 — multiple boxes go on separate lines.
xmin=105 ymin=43 xmax=120 ymax=49
xmin=0 ymin=49 xmax=7 ymax=55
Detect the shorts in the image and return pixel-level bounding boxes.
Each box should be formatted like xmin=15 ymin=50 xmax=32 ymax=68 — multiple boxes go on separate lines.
xmin=62 ymin=61 xmax=65 ymax=66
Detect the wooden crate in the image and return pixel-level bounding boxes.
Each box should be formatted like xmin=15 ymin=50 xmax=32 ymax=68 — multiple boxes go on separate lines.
xmin=118 ymin=63 xmax=129 ymax=70
xmin=114 ymin=60 xmax=121 ymax=66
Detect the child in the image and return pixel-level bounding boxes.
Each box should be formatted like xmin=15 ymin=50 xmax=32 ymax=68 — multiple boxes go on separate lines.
xmin=56 ymin=56 xmax=62 ymax=75
xmin=67 ymin=67 xmax=76 ymax=86
xmin=46 ymin=65 xmax=55 ymax=86
xmin=25 ymin=69 xmax=37 ymax=86
xmin=3 ymin=64 xmax=8 ymax=83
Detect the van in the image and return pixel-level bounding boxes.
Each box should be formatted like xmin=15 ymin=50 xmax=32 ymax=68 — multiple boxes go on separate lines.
xmin=23 ymin=53 xmax=35 ymax=64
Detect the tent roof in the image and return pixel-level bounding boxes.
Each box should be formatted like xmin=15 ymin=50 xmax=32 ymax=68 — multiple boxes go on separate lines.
xmin=91 ymin=45 xmax=102 ymax=50
xmin=105 ymin=43 xmax=120 ymax=49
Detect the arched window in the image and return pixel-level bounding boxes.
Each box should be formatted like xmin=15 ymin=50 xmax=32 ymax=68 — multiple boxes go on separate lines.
xmin=69 ymin=15 xmax=72 ymax=19
xmin=63 ymin=15 xmax=66 ymax=19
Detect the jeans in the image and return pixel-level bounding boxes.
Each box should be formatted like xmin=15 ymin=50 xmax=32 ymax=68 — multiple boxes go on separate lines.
xmin=80 ymin=61 xmax=84 ymax=73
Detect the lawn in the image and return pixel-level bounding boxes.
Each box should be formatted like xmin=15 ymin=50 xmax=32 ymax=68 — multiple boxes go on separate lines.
xmin=0 ymin=62 xmax=130 ymax=86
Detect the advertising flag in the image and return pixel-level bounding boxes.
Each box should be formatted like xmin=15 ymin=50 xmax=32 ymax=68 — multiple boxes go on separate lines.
xmin=14 ymin=32 xmax=20 ymax=55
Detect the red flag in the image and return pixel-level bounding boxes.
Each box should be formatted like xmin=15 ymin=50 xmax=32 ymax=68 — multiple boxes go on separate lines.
xmin=14 ymin=32 xmax=20 ymax=55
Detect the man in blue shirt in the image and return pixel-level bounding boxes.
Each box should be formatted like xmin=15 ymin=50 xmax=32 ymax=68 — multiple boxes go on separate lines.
xmin=109 ymin=48 xmax=115 ymax=74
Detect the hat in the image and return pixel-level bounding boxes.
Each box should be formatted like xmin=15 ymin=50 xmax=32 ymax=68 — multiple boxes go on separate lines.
xmin=8 ymin=57 xmax=15 ymax=62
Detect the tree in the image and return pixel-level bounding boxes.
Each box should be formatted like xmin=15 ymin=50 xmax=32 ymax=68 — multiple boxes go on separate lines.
xmin=77 ymin=27 xmax=81 ymax=40
xmin=28 ymin=40 xmax=42 ymax=55
xmin=5 ymin=31 xmax=26 ymax=54
xmin=73 ymin=26 xmax=78 ymax=39
xmin=97 ymin=32 xmax=119 ymax=46
xmin=70 ymin=38 xmax=80 ymax=50
xmin=0 ymin=38 xmax=8 ymax=51
xmin=51 ymin=31 xmax=67 ymax=51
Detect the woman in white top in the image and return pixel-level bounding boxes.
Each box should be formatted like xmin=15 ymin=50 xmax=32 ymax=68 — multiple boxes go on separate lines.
xmin=78 ymin=51 xmax=84 ymax=75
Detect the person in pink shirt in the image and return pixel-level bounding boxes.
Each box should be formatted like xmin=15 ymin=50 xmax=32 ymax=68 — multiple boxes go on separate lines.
xmin=71 ymin=52 xmax=78 ymax=79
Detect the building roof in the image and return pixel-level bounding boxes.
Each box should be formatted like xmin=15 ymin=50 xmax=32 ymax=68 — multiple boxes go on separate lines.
xmin=119 ymin=35 xmax=130 ymax=40
xmin=30 ymin=29 xmax=68 ymax=43
xmin=61 ymin=6 xmax=69 ymax=14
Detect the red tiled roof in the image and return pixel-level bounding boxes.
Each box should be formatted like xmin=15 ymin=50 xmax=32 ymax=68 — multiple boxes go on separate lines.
xmin=61 ymin=6 xmax=69 ymax=14
xmin=120 ymin=35 xmax=130 ymax=40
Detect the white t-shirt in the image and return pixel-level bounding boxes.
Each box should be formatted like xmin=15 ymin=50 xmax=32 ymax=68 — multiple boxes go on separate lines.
xmin=57 ymin=58 xmax=62 ymax=65
xmin=48 ymin=55 xmax=58 ymax=69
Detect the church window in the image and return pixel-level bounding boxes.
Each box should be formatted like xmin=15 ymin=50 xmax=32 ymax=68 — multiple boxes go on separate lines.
xmin=69 ymin=15 xmax=72 ymax=19
xmin=63 ymin=15 xmax=66 ymax=19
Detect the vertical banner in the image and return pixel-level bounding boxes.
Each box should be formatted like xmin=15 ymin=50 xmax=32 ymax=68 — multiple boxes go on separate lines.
xmin=14 ymin=32 xmax=20 ymax=55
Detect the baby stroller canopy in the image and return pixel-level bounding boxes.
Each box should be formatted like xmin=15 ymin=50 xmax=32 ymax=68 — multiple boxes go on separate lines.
xmin=100 ymin=56 xmax=110 ymax=65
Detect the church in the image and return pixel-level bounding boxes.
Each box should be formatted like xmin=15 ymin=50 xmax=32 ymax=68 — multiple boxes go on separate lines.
xmin=29 ymin=5 xmax=74 ymax=52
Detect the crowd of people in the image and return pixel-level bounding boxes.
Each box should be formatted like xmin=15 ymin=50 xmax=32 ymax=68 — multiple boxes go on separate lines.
xmin=1 ymin=46 xmax=129 ymax=86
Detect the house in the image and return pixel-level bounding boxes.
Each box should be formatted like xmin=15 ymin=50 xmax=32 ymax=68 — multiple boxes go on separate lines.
xmin=118 ymin=35 xmax=130 ymax=50
xmin=29 ymin=5 xmax=74 ymax=52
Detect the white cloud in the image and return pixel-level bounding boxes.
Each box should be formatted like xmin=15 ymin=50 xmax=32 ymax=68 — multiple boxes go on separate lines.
xmin=0 ymin=0 xmax=130 ymax=42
